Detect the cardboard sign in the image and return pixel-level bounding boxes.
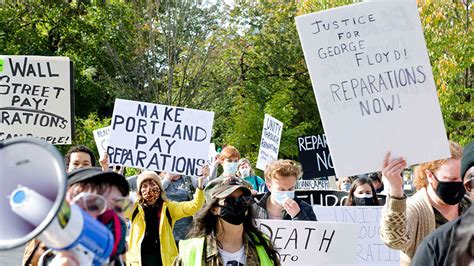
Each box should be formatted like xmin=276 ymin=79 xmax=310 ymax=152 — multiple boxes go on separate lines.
xmin=258 ymin=219 xmax=359 ymax=265
xmin=297 ymin=134 xmax=335 ymax=178
xmin=256 ymin=114 xmax=283 ymax=170
xmin=93 ymin=126 xmax=111 ymax=157
xmin=107 ymin=99 xmax=214 ymax=176
xmin=296 ymin=179 xmax=330 ymax=190
xmin=313 ymin=206 xmax=400 ymax=265
xmin=295 ymin=0 xmax=450 ymax=176
xmin=0 ymin=56 xmax=73 ymax=144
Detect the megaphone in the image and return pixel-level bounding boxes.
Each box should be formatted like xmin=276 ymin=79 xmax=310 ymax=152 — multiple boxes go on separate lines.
xmin=0 ymin=138 xmax=113 ymax=265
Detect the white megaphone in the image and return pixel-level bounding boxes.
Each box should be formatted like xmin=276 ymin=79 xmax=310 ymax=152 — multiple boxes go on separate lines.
xmin=0 ymin=138 xmax=114 ymax=265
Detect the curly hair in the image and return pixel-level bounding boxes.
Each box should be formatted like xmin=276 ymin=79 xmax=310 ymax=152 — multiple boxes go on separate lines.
xmin=187 ymin=198 xmax=280 ymax=265
xmin=264 ymin=159 xmax=302 ymax=182
xmin=413 ymin=141 xmax=463 ymax=190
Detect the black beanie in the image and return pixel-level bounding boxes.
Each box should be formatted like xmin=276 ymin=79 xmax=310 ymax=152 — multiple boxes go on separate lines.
xmin=461 ymin=141 xmax=474 ymax=180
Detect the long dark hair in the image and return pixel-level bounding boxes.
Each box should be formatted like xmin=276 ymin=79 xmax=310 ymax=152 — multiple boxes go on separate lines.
xmin=187 ymin=198 xmax=280 ymax=265
xmin=346 ymin=177 xmax=380 ymax=206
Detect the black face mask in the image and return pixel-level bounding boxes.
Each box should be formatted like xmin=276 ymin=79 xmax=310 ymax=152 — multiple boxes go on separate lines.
xmin=219 ymin=205 xmax=248 ymax=225
xmin=354 ymin=196 xmax=376 ymax=206
xmin=432 ymin=174 xmax=465 ymax=205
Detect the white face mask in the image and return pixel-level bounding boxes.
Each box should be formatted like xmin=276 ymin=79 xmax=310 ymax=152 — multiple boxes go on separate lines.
xmin=239 ymin=168 xmax=250 ymax=177
xmin=272 ymin=190 xmax=295 ymax=205
xmin=223 ymin=162 xmax=239 ymax=175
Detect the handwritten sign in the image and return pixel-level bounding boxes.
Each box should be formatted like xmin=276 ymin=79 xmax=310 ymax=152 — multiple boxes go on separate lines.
xmin=0 ymin=56 xmax=73 ymax=144
xmin=313 ymin=206 xmax=400 ymax=265
xmin=296 ymin=179 xmax=330 ymax=190
xmin=297 ymin=134 xmax=335 ymax=178
xmin=256 ymin=114 xmax=283 ymax=171
xmin=93 ymin=126 xmax=111 ymax=157
xmin=258 ymin=219 xmax=359 ymax=265
xmin=295 ymin=1 xmax=450 ymax=176
xmin=107 ymin=99 xmax=214 ymax=176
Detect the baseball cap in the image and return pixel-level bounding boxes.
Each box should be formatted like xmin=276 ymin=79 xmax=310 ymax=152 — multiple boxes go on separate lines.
xmin=67 ymin=167 xmax=130 ymax=196
xmin=204 ymin=176 xmax=252 ymax=202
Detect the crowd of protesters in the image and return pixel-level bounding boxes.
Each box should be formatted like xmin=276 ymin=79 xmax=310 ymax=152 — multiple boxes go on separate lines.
xmin=16 ymin=139 xmax=473 ymax=266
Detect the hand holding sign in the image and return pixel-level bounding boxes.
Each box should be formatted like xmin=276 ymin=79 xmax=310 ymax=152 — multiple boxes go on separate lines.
xmin=382 ymin=152 xmax=406 ymax=198
xmin=99 ymin=152 xmax=109 ymax=172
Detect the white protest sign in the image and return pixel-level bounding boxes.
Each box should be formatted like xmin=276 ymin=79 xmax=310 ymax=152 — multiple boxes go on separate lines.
xmin=0 ymin=56 xmax=73 ymax=144
xmin=295 ymin=1 xmax=450 ymax=176
xmin=107 ymin=99 xmax=214 ymax=176
xmin=93 ymin=126 xmax=111 ymax=157
xmin=256 ymin=114 xmax=283 ymax=170
xmin=313 ymin=206 xmax=400 ymax=265
xmin=258 ymin=219 xmax=359 ymax=265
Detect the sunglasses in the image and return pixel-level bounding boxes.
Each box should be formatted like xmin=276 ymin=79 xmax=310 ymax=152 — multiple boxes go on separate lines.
xmin=222 ymin=195 xmax=254 ymax=208
xmin=72 ymin=192 xmax=132 ymax=215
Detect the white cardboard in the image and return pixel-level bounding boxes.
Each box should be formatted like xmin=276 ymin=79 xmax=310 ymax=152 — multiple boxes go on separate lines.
xmin=107 ymin=99 xmax=214 ymax=176
xmin=256 ymin=114 xmax=283 ymax=170
xmin=313 ymin=206 xmax=400 ymax=265
xmin=258 ymin=219 xmax=359 ymax=265
xmin=295 ymin=0 xmax=450 ymax=176
xmin=93 ymin=126 xmax=111 ymax=157
xmin=0 ymin=56 xmax=73 ymax=144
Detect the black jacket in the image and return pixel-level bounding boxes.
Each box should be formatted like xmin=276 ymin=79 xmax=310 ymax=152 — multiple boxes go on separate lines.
xmin=252 ymin=192 xmax=317 ymax=221
xmin=411 ymin=205 xmax=473 ymax=266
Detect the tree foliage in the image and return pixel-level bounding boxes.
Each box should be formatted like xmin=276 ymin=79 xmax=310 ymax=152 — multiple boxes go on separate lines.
xmin=1 ymin=0 xmax=471 ymax=169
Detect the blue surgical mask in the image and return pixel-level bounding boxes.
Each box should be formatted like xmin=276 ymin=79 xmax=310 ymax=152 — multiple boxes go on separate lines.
xmin=223 ymin=162 xmax=239 ymax=175
xmin=341 ymin=183 xmax=351 ymax=191
xmin=272 ymin=190 xmax=295 ymax=205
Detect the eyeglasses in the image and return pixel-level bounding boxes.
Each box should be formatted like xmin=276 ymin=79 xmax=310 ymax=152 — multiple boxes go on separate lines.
xmin=221 ymin=195 xmax=254 ymax=208
xmin=72 ymin=192 xmax=132 ymax=215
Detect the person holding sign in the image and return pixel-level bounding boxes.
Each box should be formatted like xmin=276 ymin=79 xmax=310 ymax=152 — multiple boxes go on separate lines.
xmin=410 ymin=141 xmax=474 ymax=266
xmin=173 ymin=176 xmax=280 ymax=265
xmin=379 ymin=142 xmax=470 ymax=266
xmin=237 ymin=158 xmax=268 ymax=194
xmin=345 ymin=177 xmax=380 ymax=206
xmin=126 ymin=171 xmax=205 ymax=266
xmin=253 ymin=159 xmax=317 ymax=221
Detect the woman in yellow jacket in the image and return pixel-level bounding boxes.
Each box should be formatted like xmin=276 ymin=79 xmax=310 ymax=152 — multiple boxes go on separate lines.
xmin=126 ymin=171 xmax=205 ymax=266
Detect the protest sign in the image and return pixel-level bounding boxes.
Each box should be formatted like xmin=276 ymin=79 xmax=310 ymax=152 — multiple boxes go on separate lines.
xmin=295 ymin=190 xmax=348 ymax=206
xmin=295 ymin=1 xmax=450 ymax=177
xmin=296 ymin=179 xmax=330 ymax=190
xmin=258 ymin=219 xmax=359 ymax=265
xmin=297 ymin=134 xmax=335 ymax=178
xmin=256 ymin=114 xmax=283 ymax=170
xmin=93 ymin=126 xmax=111 ymax=157
xmin=0 ymin=56 xmax=73 ymax=144
xmin=107 ymin=99 xmax=214 ymax=176
xmin=313 ymin=206 xmax=400 ymax=265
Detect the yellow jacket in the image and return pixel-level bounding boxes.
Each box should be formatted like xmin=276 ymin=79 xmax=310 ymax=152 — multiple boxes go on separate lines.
xmin=126 ymin=189 xmax=205 ymax=266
